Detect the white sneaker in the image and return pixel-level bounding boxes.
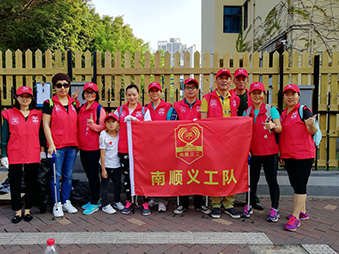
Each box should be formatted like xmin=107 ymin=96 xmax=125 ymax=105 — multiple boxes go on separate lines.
xmin=53 ymin=202 xmax=64 ymax=218
xmin=62 ymin=200 xmax=78 ymax=214
xmin=113 ymin=202 xmax=124 ymax=211
xmin=158 ymin=202 xmax=167 ymax=212
xmin=102 ymin=204 xmax=117 ymax=214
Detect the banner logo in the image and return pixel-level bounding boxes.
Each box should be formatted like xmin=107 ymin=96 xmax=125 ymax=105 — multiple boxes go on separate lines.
xmin=174 ymin=123 xmax=203 ymax=165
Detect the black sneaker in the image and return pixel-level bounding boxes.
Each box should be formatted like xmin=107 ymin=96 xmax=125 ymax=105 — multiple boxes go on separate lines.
xmin=173 ymin=205 xmax=187 ymax=215
xmin=224 ymin=207 xmax=241 ymax=219
xmin=252 ymin=202 xmax=264 ymax=210
xmin=211 ymin=207 xmax=221 ymax=219
xmin=195 ymin=205 xmax=211 ymax=214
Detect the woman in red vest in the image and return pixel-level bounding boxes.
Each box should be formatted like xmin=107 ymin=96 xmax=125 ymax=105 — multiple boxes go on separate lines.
xmin=42 ymin=73 xmax=79 ymax=218
xmin=1 ymin=86 xmax=44 ymax=223
xmin=280 ymin=84 xmax=317 ymax=232
xmin=145 ymin=82 xmax=173 ymax=212
xmin=77 ymin=82 xmax=107 ymax=215
xmin=242 ymin=82 xmax=282 ymax=222
xmin=114 ymin=84 xmax=151 ymax=216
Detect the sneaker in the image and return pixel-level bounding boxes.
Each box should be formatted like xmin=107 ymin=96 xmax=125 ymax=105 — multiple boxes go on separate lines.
xmin=113 ymin=202 xmax=125 ymax=211
xmin=173 ymin=205 xmax=187 ymax=215
xmin=158 ymin=202 xmax=167 ymax=212
xmin=287 ymin=211 xmax=309 ymax=221
xmin=267 ymin=208 xmax=280 ymax=222
xmin=102 ymin=204 xmax=117 ymax=214
xmin=252 ymin=202 xmax=264 ymax=210
xmin=195 ymin=205 xmax=211 ymax=214
xmin=285 ymin=215 xmax=301 ymax=231
xmin=211 ymin=207 xmax=221 ymax=219
xmin=82 ymin=201 xmax=91 ymax=210
xmin=62 ymin=200 xmax=78 ymax=214
xmin=122 ymin=201 xmax=134 ymax=215
xmin=242 ymin=205 xmax=253 ymax=218
xmin=149 ymin=198 xmax=158 ymax=207
xmin=97 ymin=199 xmax=102 ymax=207
xmin=224 ymin=207 xmax=241 ymax=219
xmin=53 ymin=202 xmax=64 ymax=218
xmin=141 ymin=202 xmax=151 ymax=216
xmin=83 ymin=203 xmax=99 ymax=215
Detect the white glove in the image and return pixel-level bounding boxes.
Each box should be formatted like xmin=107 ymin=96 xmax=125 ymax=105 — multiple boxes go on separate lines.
xmin=1 ymin=157 xmax=9 ymax=169
xmin=124 ymin=115 xmax=138 ymax=122
xmin=40 ymin=152 xmax=47 ymax=160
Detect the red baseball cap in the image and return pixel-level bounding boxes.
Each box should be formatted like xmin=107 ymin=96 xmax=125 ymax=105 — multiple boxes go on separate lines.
xmin=234 ymin=68 xmax=248 ymax=78
xmin=84 ymin=82 xmax=98 ymax=92
xmin=283 ymin=84 xmax=300 ymax=94
xmin=216 ymin=68 xmax=232 ymax=78
xmin=16 ymin=86 xmax=33 ymax=96
xmin=184 ymin=78 xmax=199 ymax=88
xmin=148 ymin=82 xmax=162 ymax=91
xmin=249 ymin=82 xmax=266 ymax=93
xmin=104 ymin=113 xmax=118 ymax=122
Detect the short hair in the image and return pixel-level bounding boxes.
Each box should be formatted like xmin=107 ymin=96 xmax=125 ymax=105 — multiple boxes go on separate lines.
xmin=126 ymin=84 xmax=139 ymax=94
xmin=14 ymin=95 xmax=36 ymax=110
xmin=52 ymin=73 xmax=71 ymax=86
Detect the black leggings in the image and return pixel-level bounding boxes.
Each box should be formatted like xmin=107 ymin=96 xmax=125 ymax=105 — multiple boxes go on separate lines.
xmin=179 ymin=195 xmax=204 ymax=209
xmin=285 ymin=158 xmax=314 ymax=194
xmin=100 ymin=167 xmax=122 ymax=206
xmin=8 ymin=163 xmax=39 ymax=211
xmin=250 ymin=154 xmax=280 ymax=209
xmin=119 ymin=152 xmax=148 ymax=204
xmin=80 ymin=150 xmax=100 ymax=204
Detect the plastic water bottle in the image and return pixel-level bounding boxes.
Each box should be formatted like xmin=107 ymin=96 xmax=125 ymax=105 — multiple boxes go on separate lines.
xmin=43 ymin=238 xmax=58 ymax=254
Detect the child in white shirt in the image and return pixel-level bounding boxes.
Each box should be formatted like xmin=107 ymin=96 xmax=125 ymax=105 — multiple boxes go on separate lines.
xmin=99 ymin=113 xmax=123 ymax=214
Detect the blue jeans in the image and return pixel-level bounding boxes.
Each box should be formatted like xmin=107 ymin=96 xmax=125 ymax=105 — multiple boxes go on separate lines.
xmin=50 ymin=147 xmax=77 ymax=203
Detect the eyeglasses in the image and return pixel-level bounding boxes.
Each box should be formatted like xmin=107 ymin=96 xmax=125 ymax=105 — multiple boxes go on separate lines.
xmin=55 ymin=83 xmax=70 ymax=89
xmin=84 ymin=91 xmax=95 ymax=95
xmin=184 ymin=86 xmax=197 ymax=90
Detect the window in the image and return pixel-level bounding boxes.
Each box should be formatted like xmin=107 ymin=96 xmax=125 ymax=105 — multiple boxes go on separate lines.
xmin=244 ymin=1 xmax=248 ymax=30
xmin=223 ymin=6 xmax=241 ymax=33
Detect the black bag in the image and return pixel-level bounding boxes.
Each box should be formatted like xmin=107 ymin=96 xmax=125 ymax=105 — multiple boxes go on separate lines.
xmin=70 ymin=179 xmax=90 ymax=206
xmin=37 ymin=158 xmax=51 ymax=213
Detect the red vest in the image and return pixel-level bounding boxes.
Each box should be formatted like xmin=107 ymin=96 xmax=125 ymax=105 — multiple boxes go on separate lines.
xmin=203 ymin=90 xmax=240 ymax=117
xmin=117 ymin=103 xmax=146 ymax=153
xmin=1 ymin=108 xmax=42 ymax=164
xmin=246 ymin=103 xmax=279 ymax=156
xmin=174 ymin=99 xmax=201 ymax=120
xmin=78 ymin=101 xmax=101 ymax=151
xmin=279 ymin=103 xmax=315 ymax=159
xmin=48 ymin=95 xmax=78 ymax=149
xmin=229 ymin=89 xmax=253 ymax=109
xmin=146 ymin=99 xmax=172 ymax=120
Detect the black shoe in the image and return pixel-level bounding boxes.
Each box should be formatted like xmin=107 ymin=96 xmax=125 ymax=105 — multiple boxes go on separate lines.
xmin=252 ymin=202 xmax=264 ymax=210
xmin=23 ymin=214 xmax=33 ymax=222
xmin=224 ymin=208 xmax=241 ymax=219
xmin=12 ymin=215 xmax=21 ymax=224
xmin=211 ymin=207 xmax=221 ymax=219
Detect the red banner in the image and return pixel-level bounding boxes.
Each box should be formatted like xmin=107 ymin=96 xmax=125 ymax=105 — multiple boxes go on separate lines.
xmin=129 ymin=117 xmax=252 ymax=197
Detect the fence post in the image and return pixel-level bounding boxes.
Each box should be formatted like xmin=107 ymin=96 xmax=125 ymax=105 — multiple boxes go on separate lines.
xmin=326 ymin=92 xmax=331 ymax=171
xmin=67 ymin=50 xmax=72 ymax=79
xmin=278 ymin=53 xmax=284 ymax=111
xmin=92 ymin=51 xmax=97 ymax=84
xmin=313 ymin=55 xmax=320 ymax=170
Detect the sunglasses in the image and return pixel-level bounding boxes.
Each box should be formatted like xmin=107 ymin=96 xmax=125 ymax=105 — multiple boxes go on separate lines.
xmin=55 ymin=83 xmax=70 ymax=89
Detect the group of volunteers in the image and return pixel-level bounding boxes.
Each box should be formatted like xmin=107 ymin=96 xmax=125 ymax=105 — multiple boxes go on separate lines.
xmin=0 ymin=68 xmax=318 ymax=232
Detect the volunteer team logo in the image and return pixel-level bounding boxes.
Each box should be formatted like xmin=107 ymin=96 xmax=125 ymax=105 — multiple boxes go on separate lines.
xmin=159 ymin=108 xmax=165 ymax=115
xmin=11 ymin=117 xmax=19 ymax=125
xmin=32 ymin=116 xmax=39 ymax=125
xmin=174 ymin=123 xmax=203 ymax=165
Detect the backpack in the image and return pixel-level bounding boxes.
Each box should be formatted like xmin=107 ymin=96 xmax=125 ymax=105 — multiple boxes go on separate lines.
xmin=298 ymin=105 xmax=322 ymax=147
xmin=48 ymin=98 xmax=78 ymax=112
xmin=245 ymin=104 xmax=279 ymax=144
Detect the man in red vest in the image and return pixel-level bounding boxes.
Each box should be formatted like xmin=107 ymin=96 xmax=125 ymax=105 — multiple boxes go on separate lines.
xmin=200 ymin=68 xmax=241 ymax=219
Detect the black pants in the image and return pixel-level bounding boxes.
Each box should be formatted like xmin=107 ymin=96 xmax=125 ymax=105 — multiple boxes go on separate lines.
xmin=100 ymin=167 xmax=122 ymax=207
xmin=250 ymin=154 xmax=280 ymax=209
xmin=180 ymin=195 xmax=204 ymax=209
xmin=285 ymin=158 xmax=313 ymax=194
xmin=80 ymin=150 xmax=100 ymax=204
xmin=8 ymin=163 xmax=39 ymax=211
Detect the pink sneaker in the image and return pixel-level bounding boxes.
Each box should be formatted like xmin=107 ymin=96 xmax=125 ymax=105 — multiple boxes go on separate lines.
xmin=122 ymin=201 xmax=134 ymax=215
xmin=287 ymin=211 xmax=309 ymax=221
xmin=284 ymin=215 xmax=301 ymax=231
xmin=142 ymin=202 xmax=151 ymax=216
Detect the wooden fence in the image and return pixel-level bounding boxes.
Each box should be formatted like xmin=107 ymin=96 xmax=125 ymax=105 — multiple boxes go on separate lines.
xmin=0 ymin=49 xmax=338 ymax=168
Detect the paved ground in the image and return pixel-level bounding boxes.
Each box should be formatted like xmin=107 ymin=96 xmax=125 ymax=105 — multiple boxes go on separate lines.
xmin=0 ymin=195 xmax=338 ymax=253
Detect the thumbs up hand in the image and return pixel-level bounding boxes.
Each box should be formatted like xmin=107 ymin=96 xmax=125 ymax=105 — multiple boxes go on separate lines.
xmin=87 ymin=113 xmax=94 ymax=124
